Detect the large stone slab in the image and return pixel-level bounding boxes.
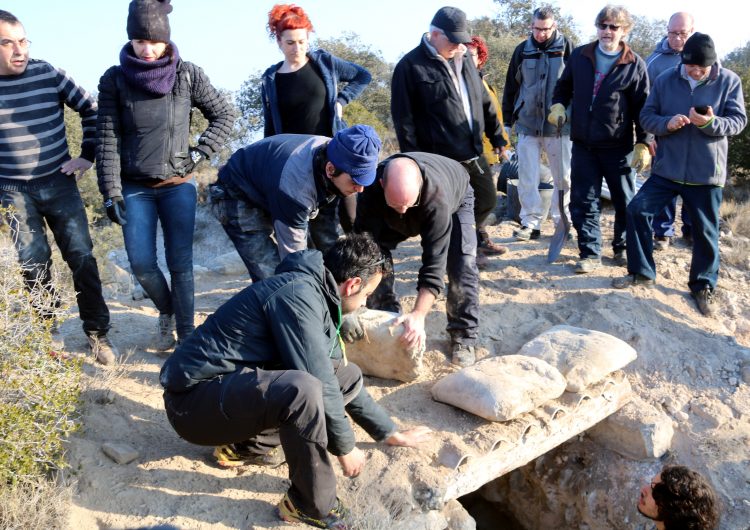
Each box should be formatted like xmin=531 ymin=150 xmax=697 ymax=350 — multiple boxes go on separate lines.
xmin=430 ymin=355 xmax=566 ymax=421
xmin=587 ymin=395 xmax=674 ymax=460
xmin=345 ymin=309 xmax=423 ymax=382
xmin=518 ymin=325 xmax=637 ymax=392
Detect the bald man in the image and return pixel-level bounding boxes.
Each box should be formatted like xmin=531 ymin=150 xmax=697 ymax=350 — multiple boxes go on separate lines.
xmin=354 ymin=152 xmax=480 ymax=367
xmin=646 ymin=12 xmax=695 ymax=250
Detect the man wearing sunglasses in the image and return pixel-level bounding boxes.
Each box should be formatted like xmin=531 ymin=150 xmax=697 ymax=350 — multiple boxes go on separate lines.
xmin=354 ymin=152 xmax=480 ymax=367
xmin=161 ymin=233 xmax=431 ymax=529
xmin=645 ymin=12 xmax=695 ymax=251
xmin=549 ymin=5 xmax=650 ymax=274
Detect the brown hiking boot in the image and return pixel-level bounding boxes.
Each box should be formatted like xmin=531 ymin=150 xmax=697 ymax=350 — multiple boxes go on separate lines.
xmin=87 ymin=334 xmax=118 ymax=366
xmin=277 ymin=493 xmax=349 ymax=529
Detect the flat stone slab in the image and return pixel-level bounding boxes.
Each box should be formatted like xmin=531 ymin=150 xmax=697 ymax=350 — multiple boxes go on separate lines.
xmin=518 ymin=325 xmax=637 ymax=392
xmin=102 ymin=442 xmax=139 ymax=465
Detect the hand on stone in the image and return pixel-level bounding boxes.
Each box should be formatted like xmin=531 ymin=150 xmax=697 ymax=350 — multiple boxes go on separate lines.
xmin=384 ymin=426 xmax=433 ymax=447
xmin=394 ymin=311 xmax=426 ymax=352
xmin=338 ymin=447 xmax=366 ymax=477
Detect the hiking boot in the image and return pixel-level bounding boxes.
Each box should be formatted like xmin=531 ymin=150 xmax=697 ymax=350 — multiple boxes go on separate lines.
xmin=513 ymin=226 xmax=541 ymax=241
xmin=154 ymin=313 xmax=176 ymax=352
xmin=87 ymin=334 xmax=118 ymax=366
xmin=575 ymin=258 xmax=601 ymax=274
xmin=691 ymin=287 xmax=716 ymax=317
xmin=654 ymin=236 xmax=670 ymax=251
xmin=451 ymin=344 xmax=476 ymax=367
xmin=277 ymin=493 xmax=349 ymax=529
xmin=213 ymin=444 xmax=285 ymax=468
xmin=612 ymin=274 xmax=656 ymax=289
xmin=613 ymin=249 xmax=627 ymax=267
xmin=477 ymin=228 xmax=508 ymax=256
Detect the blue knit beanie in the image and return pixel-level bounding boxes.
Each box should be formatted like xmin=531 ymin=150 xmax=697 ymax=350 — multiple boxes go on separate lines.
xmin=327 ymin=125 xmax=382 ymax=186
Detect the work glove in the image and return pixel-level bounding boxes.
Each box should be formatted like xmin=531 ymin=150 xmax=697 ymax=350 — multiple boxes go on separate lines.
xmin=547 ymin=103 xmax=567 ymax=127
xmin=104 ymin=196 xmax=127 ymax=226
xmin=181 ymin=148 xmax=206 ymax=175
xmin=630 ymin=143 xmax=652 ymax=173
xmin=340 ymin=308 xmax=366 ymax=343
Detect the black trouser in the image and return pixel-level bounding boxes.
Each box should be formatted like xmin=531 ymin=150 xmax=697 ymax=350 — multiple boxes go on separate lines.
xmin=163 ymin=361 xmax=367 ymax=519
xmin=367 ymin=188 xmax=480 ymax=346
xmin=460 ymin=156 xmax=496 ymax=227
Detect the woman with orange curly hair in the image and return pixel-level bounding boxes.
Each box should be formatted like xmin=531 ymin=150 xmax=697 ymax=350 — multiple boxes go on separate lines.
xmin=261 ymin=3 xmax=371 ymax=242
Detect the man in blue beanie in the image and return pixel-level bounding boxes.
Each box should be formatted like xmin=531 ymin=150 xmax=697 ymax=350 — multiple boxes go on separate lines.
xmin=209 ymin=124 xmax=382 ymax=281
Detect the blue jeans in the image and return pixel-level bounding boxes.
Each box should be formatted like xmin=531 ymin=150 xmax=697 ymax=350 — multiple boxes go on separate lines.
xmin=122 ymin=180 xmax=196 ymax=340
xmin=570 ymin=143 xmax=635 ymax=259
xmin=1 ymin=173 xmax=110 ymax=335
xmin=652 ymin=197 xmax=693 ymax=238
xmin=626 ymin=174 xmax=721 ymax=292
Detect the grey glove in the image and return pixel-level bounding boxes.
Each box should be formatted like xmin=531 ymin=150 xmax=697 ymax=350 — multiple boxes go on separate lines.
xmin=340 ymin=309 xmax=365 ymax=343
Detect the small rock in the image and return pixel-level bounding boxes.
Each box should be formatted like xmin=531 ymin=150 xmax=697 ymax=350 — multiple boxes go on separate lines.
xmin=673 ymin=411 xmax=689 ymax=422
xmin=729 ymin=377 xmax=739 ymax=387
xmin=690 ymin=397 xmax=734 ymax=429
xmin=102 ymin=442 xmax=139 ymax=465
xmin=741 ymin=366 xmax=750 ymax=385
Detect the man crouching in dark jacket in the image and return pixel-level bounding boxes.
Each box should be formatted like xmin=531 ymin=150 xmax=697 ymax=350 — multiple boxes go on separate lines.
xmin=160 ymin=233 xmax=430 ymax=529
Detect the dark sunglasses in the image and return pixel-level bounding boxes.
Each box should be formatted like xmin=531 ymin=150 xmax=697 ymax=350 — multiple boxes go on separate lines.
xmin=596 ymin=23 xmax=621 ymax=31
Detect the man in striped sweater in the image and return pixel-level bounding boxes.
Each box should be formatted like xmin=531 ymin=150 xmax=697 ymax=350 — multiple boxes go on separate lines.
xmin=0 ymin=10 xmax=118 ymax=365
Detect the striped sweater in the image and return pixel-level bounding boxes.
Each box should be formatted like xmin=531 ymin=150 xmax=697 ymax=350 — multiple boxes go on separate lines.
xmin=0 ymin=59 xmax=97 ymax=191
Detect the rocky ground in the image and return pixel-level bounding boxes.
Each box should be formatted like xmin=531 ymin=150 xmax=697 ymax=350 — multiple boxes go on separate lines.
xmin=53 ymin=203 xmax=750 ymax=530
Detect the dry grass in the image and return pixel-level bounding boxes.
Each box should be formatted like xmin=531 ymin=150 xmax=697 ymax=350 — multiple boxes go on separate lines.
xmin=0 ymin=475 xmax=72 ymax=530
xmin=720 ymin=198 xmax=750 ymax=268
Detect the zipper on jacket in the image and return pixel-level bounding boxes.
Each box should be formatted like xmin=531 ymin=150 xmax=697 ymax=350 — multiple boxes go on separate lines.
xmin=166 ymin=90 xmax=174 ymax=176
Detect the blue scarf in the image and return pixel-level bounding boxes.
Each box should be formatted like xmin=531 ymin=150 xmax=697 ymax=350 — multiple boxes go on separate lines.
xmin=119 ymin=41 xmax=179 ymax=96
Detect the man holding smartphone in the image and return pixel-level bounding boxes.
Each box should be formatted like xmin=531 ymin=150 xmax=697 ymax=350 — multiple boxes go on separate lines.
xmin=612 ymin=33 xmax=747 ymax=317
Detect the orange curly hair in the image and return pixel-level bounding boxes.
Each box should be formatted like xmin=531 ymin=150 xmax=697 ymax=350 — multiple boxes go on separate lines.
xmin=267 ymin=4 xmax=314 ymax=39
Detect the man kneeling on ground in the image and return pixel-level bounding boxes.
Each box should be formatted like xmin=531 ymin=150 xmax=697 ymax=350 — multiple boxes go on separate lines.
xmin=160 ymin=234 xmax=431 ymax=529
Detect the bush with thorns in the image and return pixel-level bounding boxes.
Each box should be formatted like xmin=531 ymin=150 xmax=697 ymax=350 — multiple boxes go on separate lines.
xmin=0 ymin=208 xmax=82 ymax=484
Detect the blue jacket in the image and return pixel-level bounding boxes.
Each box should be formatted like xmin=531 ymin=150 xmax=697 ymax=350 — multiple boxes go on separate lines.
xmin=640 ymin=64 xmax=747 ymax=186
xmin=261 ymin=49 xmax=371 ymax=137
xmin=217 ymin=134 xmax=333 ymax=259
xmin=160 ymin=249 xmax=396 ymax=456
xmin=552 ymin=41 xmax=649 ymax=149
xmin=645 ymin=37 xmax=681 ymax=82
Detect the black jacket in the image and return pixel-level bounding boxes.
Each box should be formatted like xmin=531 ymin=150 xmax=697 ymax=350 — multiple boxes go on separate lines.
xmin=96 ymin=59 xmax=235 ymax=200
xmin=159 ymin=250 xmax=394 ymax=456
xmin=552 ymin=41 xmax=649 ymax=149
xmin=391 ymin=35 xmax=507 ymax=161
xmin=355 ymin=152 xmax=471 ymax=297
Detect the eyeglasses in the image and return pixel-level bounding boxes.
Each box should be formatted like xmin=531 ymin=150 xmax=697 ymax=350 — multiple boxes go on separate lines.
xmin=667 ymin=31 xmax=690 ymax=38
xmin=532 ymin=26 xmax=555 ymax=33
xmin=596 ymin=23 xmax=621 ymax=31
xmin=0 ymin=38 xmax=31 ymax=49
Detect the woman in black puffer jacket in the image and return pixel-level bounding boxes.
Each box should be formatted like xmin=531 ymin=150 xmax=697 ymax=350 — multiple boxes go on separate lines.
xmin=96 ymin=0 xmax=235 ymax=352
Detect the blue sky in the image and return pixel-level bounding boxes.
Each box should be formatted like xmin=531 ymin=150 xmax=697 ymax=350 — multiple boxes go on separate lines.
xmin=3 ymin=0 xmax=748 ymax=93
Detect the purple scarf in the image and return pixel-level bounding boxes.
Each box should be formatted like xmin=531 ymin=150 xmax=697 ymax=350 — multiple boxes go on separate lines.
xmin=119 ymin=41 xmax=179 ymax=96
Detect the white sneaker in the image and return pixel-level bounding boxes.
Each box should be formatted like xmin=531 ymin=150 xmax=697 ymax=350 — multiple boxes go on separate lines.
xmin=153 ymin=313 xmax=176 ymax=351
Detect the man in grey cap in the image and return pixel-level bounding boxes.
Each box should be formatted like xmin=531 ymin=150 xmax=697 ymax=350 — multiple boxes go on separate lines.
xmin=209 ymin=124 xmax=382 ymax=282
xmin=391 ymin=6 xmax=509 ymax=267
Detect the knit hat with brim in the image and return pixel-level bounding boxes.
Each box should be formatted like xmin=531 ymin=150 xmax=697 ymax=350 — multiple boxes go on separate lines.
xmin=327 ymin=125 xmax=382 ymax=187
xmin=681 ymin=32 xmax=717 ymax=67
xmin=127 ymin=0 xmax=172 ymax=42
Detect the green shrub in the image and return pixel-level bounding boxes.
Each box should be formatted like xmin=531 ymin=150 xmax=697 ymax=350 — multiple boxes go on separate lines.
xmin=0 ymin=211 xmax=82 ymax=483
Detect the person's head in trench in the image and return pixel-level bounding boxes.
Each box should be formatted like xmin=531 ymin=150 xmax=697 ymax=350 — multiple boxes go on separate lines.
xmin=638 ymin=465 xmax=720 ymax=530
xmin=324 ymin=233 xmax=385 ymax=314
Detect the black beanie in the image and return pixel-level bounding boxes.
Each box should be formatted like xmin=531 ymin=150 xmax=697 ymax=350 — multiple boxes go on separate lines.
xmin=127 ymin=0 xmax=172 ymax=42
xmin=681 ymin=32 xmax=717 ymax=67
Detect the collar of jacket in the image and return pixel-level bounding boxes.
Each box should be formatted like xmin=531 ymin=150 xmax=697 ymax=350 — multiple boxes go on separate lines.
xmin=653 ymin=36 xmax=680 ymax=56
xmin=582 ymin=40 xmax=637 ymax=66
xmin=420 ymin=33 xmax=467 ymax=63
xmin=679 ymin=62 xmax=720 ymax=83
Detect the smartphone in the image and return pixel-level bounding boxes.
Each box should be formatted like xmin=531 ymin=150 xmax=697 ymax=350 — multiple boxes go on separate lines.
xmin=694 ymin=105 xmax=709 ymax=115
